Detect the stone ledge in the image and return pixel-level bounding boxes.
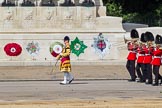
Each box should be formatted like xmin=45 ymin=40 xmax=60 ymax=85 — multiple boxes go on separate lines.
xmin=0 ymin=29 xmax=126 ymax=34
xmin=0 ymin=60 xmax=126 ymax=66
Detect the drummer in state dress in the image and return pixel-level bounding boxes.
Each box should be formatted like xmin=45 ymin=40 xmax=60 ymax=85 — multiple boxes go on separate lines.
xmin=56 ymin=36 xmax=74 ymax=85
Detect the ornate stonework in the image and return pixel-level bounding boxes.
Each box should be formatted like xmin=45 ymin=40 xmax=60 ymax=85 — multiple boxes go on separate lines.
xmin=0 ymin=4 xmax=124 ymax=32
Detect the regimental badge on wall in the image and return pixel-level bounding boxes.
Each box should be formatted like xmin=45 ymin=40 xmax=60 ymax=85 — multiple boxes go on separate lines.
xmin=92 ymin=33 xmax=111 ymax=59
xmin=50 ymin=42 xmax=64 ymax=57
xmin=4 ymin=43 xmax=22 ymax=57
xmin=26 ymin=41 xmax=40 ymax=57
xmin=70 ymin=37 xmax=87 ymax=57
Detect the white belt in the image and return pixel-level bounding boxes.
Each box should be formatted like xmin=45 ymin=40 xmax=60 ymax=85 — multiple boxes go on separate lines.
xmin=138 ymin=54 xmax=144 ymax=56
xmin=129 ymin=51 xmax=136 ymax=53
xmin=145 ymin=54 xmax=151 ymax=56
xmin=154 ymin=56 xmax=161 ymax=58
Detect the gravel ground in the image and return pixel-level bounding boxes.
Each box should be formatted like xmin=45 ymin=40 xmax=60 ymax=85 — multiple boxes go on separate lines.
xmin=0 ymin=65 xmax=161 ymax=80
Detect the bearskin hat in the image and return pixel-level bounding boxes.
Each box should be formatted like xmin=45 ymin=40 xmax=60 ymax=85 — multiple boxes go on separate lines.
xmin=155 ymin=34 xmax=162 ymax=44
xmin=130 ymin=29 xmax=139 ymax=39
xmin=145 ymin=31 xmax=154 ymax=41
xmin=140 ymin=33 xmax=147 ymax=42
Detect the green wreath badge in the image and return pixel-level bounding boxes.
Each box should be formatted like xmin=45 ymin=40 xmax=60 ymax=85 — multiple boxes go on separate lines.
xmin=70 ymin=37 xmax=87 ymax=57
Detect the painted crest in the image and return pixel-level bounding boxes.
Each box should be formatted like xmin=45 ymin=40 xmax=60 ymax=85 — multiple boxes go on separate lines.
xmin=92 ymin=34 xmax=111 ymax=59
xmin=50 ymin=42 xmax=64 ymax=57
xmin=26 ymin=41 xmax=40 ymax=57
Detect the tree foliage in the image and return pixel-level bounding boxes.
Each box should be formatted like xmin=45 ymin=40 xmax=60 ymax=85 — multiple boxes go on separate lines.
xmin=103 ymin=0 xmax=162 ymax=26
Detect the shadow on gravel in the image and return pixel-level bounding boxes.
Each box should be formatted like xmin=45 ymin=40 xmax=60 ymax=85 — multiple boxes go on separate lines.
xmin=70 ymin=82 xmax=88 ymax=85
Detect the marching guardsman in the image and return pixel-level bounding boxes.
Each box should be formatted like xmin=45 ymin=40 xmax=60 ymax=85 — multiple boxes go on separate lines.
xmin=136 ymin=33 xmax=146 ymax=82
xmin=143 ymin=32 xmax=154 ymax=84
xmin=56 ymin=36 xmax=74 ymax=85
xmin=126 ymin=29 xmax=139 ymax=82
xmin=151 ymin=35 xmax=162 ymax=86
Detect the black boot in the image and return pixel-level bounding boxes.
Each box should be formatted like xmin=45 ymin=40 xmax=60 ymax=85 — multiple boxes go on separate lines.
xmin=145 ymin=80 xmax=152 ymax=85
xmin=128 ymin=79 xmax=135 ymax=82
xmin=152 ymin=83 xmax=159 ymax=86
xmin=145 ymin=82 xmax=152 ymax=85
xmin=137 ymin=79 xmax=145 ymax=83
xmin=160 ymin=78 xmax=162 ymax=85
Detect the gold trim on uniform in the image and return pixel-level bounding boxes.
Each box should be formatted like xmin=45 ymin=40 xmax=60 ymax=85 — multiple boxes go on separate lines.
xmin=57 ymin=43 xmax=71 ymax=72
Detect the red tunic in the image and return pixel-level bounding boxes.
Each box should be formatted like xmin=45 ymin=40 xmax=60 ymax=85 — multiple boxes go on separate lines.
xmin=136 ymin=47 xmax=145 ymax=63
xmin=127 ymin=43 xmax=137 ymax=60
xmin=151 ymin=48 xmax=162 ymax=66
xmin=143 ymin=47 xmax=154 ymax=64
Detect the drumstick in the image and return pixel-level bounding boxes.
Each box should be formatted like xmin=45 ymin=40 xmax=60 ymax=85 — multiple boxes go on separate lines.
xmin=50 ymin=59 xmax=58 ymax=75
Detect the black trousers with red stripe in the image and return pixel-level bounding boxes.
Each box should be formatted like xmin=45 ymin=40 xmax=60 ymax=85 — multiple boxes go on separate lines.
xmin=144 ymin=63 xmax=152 ymax=83
xmin=126 ymin=60 xmax=136 ymax=80
xmin=153 ymin=65 xmax=162 ymax=84
xmin=136 ymin=63 xmax=145 ymax=81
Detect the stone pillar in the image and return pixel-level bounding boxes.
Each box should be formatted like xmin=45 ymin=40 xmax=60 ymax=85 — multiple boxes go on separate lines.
xmin=18 ymin=0 xmax=23 ymax=6
xmin=58 ymin=0 xmax=64 ymax=6
xmin=97 ymin=6 xmax=106 ymax=16
xmin=15 ymin=0 xmax=19 ymax=6
xmin=37 ymin=0 xmax=41 ymax=6
xmin=0 ymin=0 xmax=4 ymax=6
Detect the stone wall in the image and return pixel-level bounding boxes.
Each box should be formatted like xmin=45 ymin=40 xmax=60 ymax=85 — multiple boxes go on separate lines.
xmin=0 ymin=33 xmax=127 ymax=62
xmin=0 ymin=6 xmax=126 ymax=66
